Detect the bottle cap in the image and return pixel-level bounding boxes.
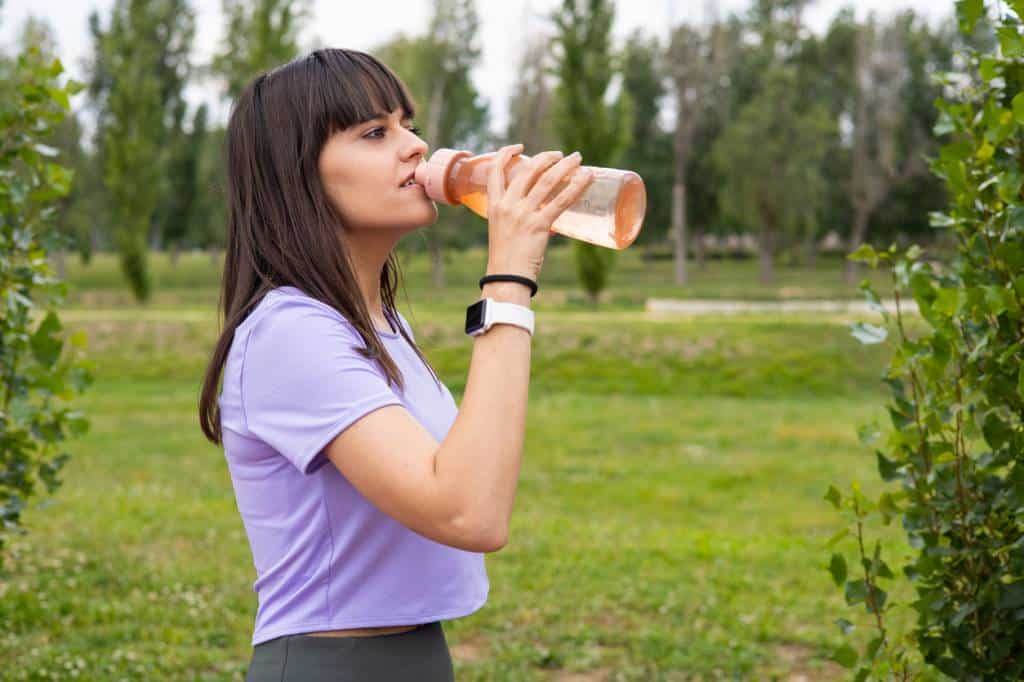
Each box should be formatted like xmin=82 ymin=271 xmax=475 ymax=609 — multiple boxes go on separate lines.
xmin=414 ymin=148 xmax=472 ymax=204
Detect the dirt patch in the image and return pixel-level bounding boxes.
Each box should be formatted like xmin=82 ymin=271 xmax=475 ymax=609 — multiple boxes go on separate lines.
xmin=450 ymin=633 xmax=490 ymax=663
xmin=776 ymin=642 xmax=845 ymax=681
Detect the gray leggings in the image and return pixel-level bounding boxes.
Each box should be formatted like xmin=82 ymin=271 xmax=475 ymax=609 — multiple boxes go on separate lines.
xmin=244 ymin=622 xmax=455 ymax=682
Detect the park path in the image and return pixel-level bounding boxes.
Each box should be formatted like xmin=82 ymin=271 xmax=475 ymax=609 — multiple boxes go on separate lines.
xmin=645 ymin=297 xmax=918 ymax=316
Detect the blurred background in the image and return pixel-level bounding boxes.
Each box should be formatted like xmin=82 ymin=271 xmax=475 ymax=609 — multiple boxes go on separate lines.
xmin=0 ymin=0 xmax=986 ymax=680
xmin=0 ymin=0 xmax=967 ymax=303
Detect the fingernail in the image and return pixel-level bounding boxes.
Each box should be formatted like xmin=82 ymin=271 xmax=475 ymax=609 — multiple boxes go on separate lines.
xmin=570 ymin=151 xmax=581 ymax=160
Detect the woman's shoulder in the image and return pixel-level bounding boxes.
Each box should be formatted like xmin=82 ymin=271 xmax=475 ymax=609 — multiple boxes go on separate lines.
xmin=242 ymin=285 xmax=412 ymax=343
xmin=252 ymin=285 xmax=349 ymax=323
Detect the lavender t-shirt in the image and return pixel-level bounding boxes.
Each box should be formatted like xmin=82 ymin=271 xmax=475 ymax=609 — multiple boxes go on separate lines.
xmin=217 ymin=285 xmax=488 ymax=646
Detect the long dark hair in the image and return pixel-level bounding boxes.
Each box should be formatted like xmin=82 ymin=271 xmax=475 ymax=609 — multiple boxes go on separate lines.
xmin=199 ymin=48 xmax=441 ymax=447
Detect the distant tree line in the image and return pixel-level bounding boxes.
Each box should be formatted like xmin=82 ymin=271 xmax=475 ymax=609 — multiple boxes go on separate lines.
xmin=0 ymin=0 xmax=975 ymax=301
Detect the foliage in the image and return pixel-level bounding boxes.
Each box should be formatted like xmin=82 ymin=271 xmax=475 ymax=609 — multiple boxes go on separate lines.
xmin=209 ymin=0 xmax=311 ymax=101
xmin=826 ymin=2 xmax=1024 ymax=678
xmin=85 ymin=0 xmax=195 ymax=302
xmin=374 ymin=0 xmax=491 ymax=263
xmin=616 ymin=29 xmax=673 ymax=247
xmin=153 ymin=103 xmax=207 ymax=262
xmin=549 ymin=0 xmax=633 ymax=304
xmin=711 ymin=64 xmax=834 ymax=283
xmin=0 ymin=50 xmax=93 ymax=568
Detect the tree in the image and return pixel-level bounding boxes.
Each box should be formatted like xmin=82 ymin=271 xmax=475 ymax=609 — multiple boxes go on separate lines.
xmin=0 ymin=47 xmax=92 ymax=568
xmin=85 ymin=0 xmax=195 ymax=302
xmin=826 ymin=3 xmax=1024 ymax=676
xmin=506 ymin=31 xmax=559 ymax=154
xmin=156 ymin=103 xmax=208 ymax=266
xmin=209 ymin=0 xmax=311 ymax=101
xmin=374 ymin=0 xmax=491 ymax=284
xmin=618 ymin=29 xmax=673 ymax=249
xmin=191 ymin=124 xmax=229 ymax=264
xmin=685 ymin=16 xmax=745 ymax=270
xmin=549 ymin=0 xmax=633 ymax=305
xmin=845 ymin=14 xmax=928 ymax=284
xmin=666 ymin=23 xmax=714 ymax=284
xmin=711 ymin=65 xmax=833 ymax=284
xmin=10 ymin=15 xmax=85 ymax=278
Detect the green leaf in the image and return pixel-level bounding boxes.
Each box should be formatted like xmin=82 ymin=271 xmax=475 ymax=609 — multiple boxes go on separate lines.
xmin=69 ymin=330 xmax=88 ymax=349
xmin=826 ymin=528 xmax=850 ymax=548
xmin=1014 ymin=93 xmax=1024 ymax=124
xmin=957 ymin=0 xmax=985 ymax=34
xmin=847 ymin=243 xmax=879 ymax=267
xmin=951 ymin=602 xmax=977 ymax=627
xmin=833 ymin=644 xmax=859 ymax=669
xmin=983 ymin=412 xmax=1014 ymax=449
xmin=929 ymin=211 xmax=958 ymax=228
xmin=850 ymin=322 xmax=888 ymax=345
xmin=999 ymin=581 xmax=1024 ymax=608
xmin=835 ymin=617 xmax=855 ymax=635
xmin=845 ymin=579 xmax=868 ymax=606
xmin=1010 ymin=0 xmax=1024 ymax=20
xmin=857 ymin=424 xmax=881 ymax=447
xmin=29 ymin=310 xmax=63 ymax=368
xmin=829 ymin=553 xmax=848 ymax=587
xmin=825 ymin=485 xmax=842 ymax=509
xmin=998 ymin=26 xmax=1024 ymax=58
xmin=866 ymin=636 xmax=884 ymax=660
xmin=980 ymin=57 xmax=1001 ymax=82
xmin=876 ymin=452 xmax=902 ymax=481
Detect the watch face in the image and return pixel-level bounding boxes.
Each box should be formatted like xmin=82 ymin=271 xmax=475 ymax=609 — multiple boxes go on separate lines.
xmin=465 ymin=300 xmax=486 ymax=335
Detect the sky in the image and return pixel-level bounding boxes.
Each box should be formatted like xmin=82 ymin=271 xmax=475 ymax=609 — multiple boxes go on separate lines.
xmin=0 ymin=0 xmax=950 ymax=138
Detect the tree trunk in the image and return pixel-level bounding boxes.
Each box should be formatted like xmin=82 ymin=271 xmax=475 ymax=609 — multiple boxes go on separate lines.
xmin=51 ymin=249 xmax=66 ymax=280
xmin=759 ymin=223 xmax=775 ymax=285
xmin=672 ymin=178 xmax=687 ymax=285
xmin=845 ymin=207 xmax=871 ymax=284
xmin=209 ymin=243 xmax=219 ymax=266
xmin=804 ymin=232 xmax=818 ymax=268
xmin=695 ymin=227 xmax=706 ymax=270
xmin=169 ymin=240 xmax=181 ymax=267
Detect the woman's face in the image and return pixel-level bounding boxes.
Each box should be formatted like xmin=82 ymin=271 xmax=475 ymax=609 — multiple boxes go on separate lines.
xmin=318 ymin=106 xmax=437 ymax=236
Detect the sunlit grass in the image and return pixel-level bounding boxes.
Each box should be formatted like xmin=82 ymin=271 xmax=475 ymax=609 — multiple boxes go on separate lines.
xmin=0 ymin=256 xmax=931 ymax=680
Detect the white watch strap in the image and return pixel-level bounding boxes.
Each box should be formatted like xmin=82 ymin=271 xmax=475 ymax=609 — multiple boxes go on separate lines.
xmin=485 ymin=298 xmax=535 ymax=336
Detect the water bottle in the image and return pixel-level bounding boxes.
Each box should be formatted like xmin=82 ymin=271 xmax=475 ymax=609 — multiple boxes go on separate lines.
xmin=413 ymin=148 xmax=646 ymax=249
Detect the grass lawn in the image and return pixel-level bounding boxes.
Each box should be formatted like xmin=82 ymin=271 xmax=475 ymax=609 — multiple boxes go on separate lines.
xmin=0 ymin=250 xmax=933 ymax=680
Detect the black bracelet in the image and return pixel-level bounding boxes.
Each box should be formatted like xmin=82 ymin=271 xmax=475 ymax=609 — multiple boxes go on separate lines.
xmin=479 ymin=274 xmax=538 ymax=297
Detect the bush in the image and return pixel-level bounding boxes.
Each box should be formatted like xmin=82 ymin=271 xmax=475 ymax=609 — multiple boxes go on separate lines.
xmin=824 ymin=3 xmax=1024 ymax=679
xmin=0 ymin=49 xmax=93 ymax=568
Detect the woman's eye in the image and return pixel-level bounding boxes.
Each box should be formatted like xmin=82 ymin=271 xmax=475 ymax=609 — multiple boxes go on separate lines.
xmin=366 ymin=125 xmax=423 ymax=139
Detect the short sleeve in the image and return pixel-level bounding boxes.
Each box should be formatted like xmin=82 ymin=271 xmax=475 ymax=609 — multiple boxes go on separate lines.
xmin=241 ymin=298 xmax=405 ymax=475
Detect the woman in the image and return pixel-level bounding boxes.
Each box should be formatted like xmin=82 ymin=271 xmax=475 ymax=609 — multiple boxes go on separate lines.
xmin=198 ymin=47 xmax=593 ymax=681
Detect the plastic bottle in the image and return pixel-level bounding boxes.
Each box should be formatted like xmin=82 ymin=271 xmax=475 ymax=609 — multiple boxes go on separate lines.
xmin=414 ymin=148 xmax=646 ymax=250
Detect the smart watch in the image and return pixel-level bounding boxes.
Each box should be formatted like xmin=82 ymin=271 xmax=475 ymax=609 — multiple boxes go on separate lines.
xmin=465 ymin=298 xmax=535 ymax=337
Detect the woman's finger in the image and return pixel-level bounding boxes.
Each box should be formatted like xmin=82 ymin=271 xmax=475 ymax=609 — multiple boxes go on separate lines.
xmin=537 ymin=167 xmax=595 ymax=228
xmin=487 ymin=144 xmax=523 ymax=208
xmin=523 ymin=152 xmax=582 ymax=213
xmin=506 ymin=150 xmax=563 ymax=203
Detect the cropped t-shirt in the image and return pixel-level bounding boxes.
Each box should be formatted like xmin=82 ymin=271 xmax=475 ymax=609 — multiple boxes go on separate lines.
xmin=217 ymin=285 xmax=488 ymax=646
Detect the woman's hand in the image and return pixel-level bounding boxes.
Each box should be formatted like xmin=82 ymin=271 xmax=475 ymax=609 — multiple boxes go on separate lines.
xmin=484 ymin=144 xmax=594 ymax=282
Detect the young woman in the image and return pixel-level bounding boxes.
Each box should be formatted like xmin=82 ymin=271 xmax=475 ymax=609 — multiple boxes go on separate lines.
xmin=198 ymin=47 xmax=593 ymax=681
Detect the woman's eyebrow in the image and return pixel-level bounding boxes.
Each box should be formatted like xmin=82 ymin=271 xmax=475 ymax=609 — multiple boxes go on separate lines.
xmin=366 ymin=110 xmax=414 ymax=122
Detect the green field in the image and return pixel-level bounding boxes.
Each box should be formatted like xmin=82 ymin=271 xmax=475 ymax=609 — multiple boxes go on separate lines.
xmin=0 ymin=247 xmax=928 ymax=680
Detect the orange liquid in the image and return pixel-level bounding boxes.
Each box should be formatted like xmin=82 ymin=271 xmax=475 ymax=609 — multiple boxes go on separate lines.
xmin=446 ymin=152 xmax=645 ymax=249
